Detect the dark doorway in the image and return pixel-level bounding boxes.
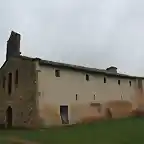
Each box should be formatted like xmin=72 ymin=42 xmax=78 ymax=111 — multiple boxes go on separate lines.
xmin=105 ymin=108 xmax=112 ymax=119
xmin=60 ymin=105 xmax=69 ymax=124
xmin=6 ymin=106 xmax=13 ymax=128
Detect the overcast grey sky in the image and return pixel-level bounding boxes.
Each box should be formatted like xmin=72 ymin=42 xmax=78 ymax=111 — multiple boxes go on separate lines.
xmin=0 ymin=0 xmax=144 ymax=76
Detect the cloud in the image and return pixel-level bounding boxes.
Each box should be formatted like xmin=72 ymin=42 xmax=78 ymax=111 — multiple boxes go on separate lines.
xmin=0 ymin=0 xmax=144 ymax=76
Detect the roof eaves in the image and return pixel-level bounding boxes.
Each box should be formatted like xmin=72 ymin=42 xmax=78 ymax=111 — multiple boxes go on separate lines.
xmin=18 ymin=55 xmax=144 ymax=79
xmin=38 ymin=59 xmax=139 ymax=79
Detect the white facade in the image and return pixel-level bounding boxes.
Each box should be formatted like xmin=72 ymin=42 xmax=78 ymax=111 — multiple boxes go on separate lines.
xmin=35 ymin=62 xmax=143 ymax=126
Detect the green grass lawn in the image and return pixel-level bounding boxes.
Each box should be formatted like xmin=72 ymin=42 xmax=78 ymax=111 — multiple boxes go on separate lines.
xmin=0 ymin=117 xmax=144 ymax=144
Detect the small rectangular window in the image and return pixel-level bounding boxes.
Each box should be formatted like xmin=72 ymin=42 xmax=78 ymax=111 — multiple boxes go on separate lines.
xmin=129 ymin=81 xmax=131 ymax=86
xmin=94 ymin=95 xmax=96 ymax=100
xmin=86 ymin=74 xmax=89 ymax=81
xmin=15 ymin=69 xmax=18 ymax=86
xmin=118 ymin=80 xmax=120 ymax=85
xmin=55 ymin=69 xmax=60 ymax=77
xmin=76 ymin=94 xmax=78 ymax=101
xmin=3 ymin=76 xmax=6 ymax=89
xmin=104 ymin=77 xmax=106 ymax=83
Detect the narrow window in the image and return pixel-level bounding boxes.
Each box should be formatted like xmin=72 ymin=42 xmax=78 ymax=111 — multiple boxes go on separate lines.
xmin=28 ymin=108 xmax=32 ymax=116
xmin=86 ymin=74 xmax=89 ymax=81
xmin=138 ymin=79 xmax=142 ymax=89
xmin=20 ymin=96 xmax=22 ymax=100
xmin=8 ymin=73 xmax=12 ymax=95
xmin=3 ymin=76 xmax=6 ymax=89
xmin=129 ymin=81 xmax=131 ymax=86
xmin=55 ymin=69 xmax=60 ymax=77
xmin=15 ymin=69 xmax=18 ymax=86
xmin=76 ymin=94 xmax=78 ymax=101
xmin=121 ymin=95 xmax=123 ymax=100
xmin=118 ymin=80 xmax=120 ymax=85
xmin=94 ymin=94 xmax=96 ymax=100
xmin=104 ymin=77 xmax=106 ymax=83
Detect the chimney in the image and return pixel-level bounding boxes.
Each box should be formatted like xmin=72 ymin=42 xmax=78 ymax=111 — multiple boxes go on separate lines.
xmin=106 ymin=66 xmax=117 ymax=73
xmin=6 ymin=31 xmax=21 ymax=60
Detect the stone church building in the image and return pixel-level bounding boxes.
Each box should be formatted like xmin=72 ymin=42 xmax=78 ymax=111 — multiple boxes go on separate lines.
xmin=0 ymin=31 xmax=144 ymax=128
